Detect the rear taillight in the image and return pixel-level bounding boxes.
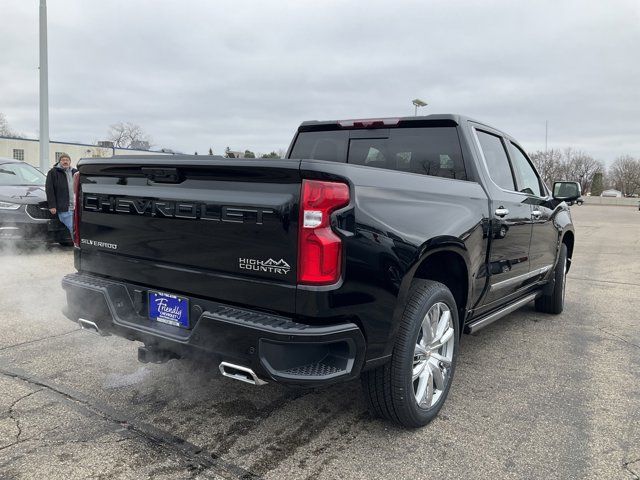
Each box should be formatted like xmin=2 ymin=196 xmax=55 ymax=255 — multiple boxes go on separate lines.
xmin=73 ymin=172 xmax=80 ymax=247
xmin=298 ymin=180 xmax=350 ymax=285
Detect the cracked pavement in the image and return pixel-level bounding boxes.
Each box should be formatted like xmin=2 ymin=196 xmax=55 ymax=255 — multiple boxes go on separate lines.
xmin=0 ymin=205 xmax=639 ymax=479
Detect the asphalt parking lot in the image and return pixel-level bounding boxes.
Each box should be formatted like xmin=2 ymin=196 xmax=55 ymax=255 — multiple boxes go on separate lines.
xmin=0 ymin=205 xmax=638 ymax=480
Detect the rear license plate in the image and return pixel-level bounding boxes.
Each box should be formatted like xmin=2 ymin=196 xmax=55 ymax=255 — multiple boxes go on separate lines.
xmin=148 ymin=291 xmax=189 ymax=328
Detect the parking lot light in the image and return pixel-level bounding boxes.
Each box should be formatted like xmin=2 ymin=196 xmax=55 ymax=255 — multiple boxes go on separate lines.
xmin=412 ymin=98 xmax=427 ymax=116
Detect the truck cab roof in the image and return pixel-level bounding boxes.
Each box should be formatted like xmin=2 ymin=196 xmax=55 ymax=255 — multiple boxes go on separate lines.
xmin=298 ymin=114 xmax=513 ymax=139
xmin=299 ymin=113 xmax=493 ymax=130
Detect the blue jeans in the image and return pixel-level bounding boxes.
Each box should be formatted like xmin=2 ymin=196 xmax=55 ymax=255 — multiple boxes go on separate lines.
xmin=58 ymin=210 xmax=74 ymax=235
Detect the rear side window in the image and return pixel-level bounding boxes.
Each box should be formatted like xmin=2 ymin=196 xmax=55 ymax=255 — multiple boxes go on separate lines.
xmin=348 ymin=128 xmax=466 ymax=180
xmin=476 ymin=130 xmax=515 ymax=191
xmin=289 ymin=131 xmax=348 ymax=162
xmin=290 ymin=127 xmax=466 ymax=180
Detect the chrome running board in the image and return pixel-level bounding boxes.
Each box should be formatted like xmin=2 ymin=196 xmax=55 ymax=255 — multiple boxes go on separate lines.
xmin=465 ymin=292 xmax=540 ymax=334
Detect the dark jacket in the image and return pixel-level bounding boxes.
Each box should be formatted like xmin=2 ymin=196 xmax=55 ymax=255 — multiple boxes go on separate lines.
xmin=45 ymin=165 xmax=78 ymax=212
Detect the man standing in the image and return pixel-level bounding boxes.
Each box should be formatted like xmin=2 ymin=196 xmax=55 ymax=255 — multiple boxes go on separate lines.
xmin=45 ymin=153 xmax=77 ymax=235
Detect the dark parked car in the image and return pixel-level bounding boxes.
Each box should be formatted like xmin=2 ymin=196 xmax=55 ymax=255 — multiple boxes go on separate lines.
xmin=0 ymin=158 xmax=71 ymax=245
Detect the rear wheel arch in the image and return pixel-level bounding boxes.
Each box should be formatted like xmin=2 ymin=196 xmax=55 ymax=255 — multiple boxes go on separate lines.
xmin=411 ymin=249 xmax=470 ymax=336
xmin=382 ymin=245 xmax=471 ymax=359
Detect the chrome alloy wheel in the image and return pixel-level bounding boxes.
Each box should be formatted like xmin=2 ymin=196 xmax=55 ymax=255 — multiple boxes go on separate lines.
xmin=412 ymin=302 xmax=455 ymax=409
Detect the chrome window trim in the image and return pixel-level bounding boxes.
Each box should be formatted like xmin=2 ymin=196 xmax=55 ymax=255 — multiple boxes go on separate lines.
xmin=507 ymin=140 xmax=545 ymax=198
xmin=471 ymin=126 xmax=547 ymax=200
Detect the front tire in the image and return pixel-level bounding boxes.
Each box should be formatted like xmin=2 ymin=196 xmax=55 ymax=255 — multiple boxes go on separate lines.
xmin=535 ymin=243 xmax=568 ymax=314
xmin=362 ymin=280 xmax=459 ymax=428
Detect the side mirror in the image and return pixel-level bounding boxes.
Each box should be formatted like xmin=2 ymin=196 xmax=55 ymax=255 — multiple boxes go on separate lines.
xmin=553 ymin=181 xmax=581 ymax=202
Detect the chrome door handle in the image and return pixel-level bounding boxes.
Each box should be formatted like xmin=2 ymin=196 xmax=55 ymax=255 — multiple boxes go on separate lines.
xmin=531 ymin=210 xmax=542 ymax=219
xmin=495 ymin=207 xmax=509 ymax=217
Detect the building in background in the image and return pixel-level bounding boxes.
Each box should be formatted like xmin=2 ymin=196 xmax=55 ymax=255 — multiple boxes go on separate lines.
xmin=0 ymin=136 xmax=172 ymax=169
xmin=225 ymin=150 xmax=245 ymax=158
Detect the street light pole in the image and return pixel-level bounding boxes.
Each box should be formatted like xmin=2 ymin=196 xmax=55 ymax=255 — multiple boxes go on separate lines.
xmin=39 ymin=0 xmax=50 ymax=172
xmin=412 ymin=98 xmax=427 ymax=116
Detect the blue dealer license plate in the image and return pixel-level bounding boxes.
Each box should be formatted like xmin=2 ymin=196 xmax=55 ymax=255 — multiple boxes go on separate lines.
xmin=148 ymin=291 xmax=189 ymax=328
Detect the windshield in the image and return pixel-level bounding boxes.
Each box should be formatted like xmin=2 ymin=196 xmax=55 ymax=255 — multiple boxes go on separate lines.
xmin=0 ymin=162 xmax=46 ymax=186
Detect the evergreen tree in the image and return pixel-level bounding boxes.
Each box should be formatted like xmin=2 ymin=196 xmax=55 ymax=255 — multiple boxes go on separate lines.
xmin=208 ymin=148 xmax=213 ymax=155
xmin=590 ymin=172 xmax=604 ymax=196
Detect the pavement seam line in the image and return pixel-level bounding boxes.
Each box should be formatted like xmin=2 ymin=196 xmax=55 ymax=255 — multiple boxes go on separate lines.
xmin=0 ymin=364 xmax=263 ymax=480
xmin=0 ymin=328 xmax=81 ymax=353
xmin=624 ymin=459 xmax=640 ymax=480
xmin=569 ymin=276 xmax=640 ymax=287
xmin=597 ymin=327 xmax=640 ymax=350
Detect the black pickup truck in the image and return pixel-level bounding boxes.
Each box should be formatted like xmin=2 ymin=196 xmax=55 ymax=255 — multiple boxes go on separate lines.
xmin=62 ymin=114 xmax=579 ymax=427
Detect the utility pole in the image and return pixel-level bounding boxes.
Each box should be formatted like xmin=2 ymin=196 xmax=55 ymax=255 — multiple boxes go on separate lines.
xmin=39 ymin=0 xmax=50 ymax=172
xmin=545 ymin=120 xmax=548 ymax=152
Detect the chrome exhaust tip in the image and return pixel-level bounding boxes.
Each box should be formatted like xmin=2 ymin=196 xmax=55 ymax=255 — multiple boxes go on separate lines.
xmin=219 ymin=362 xmax=267 ymax=386
xmin=78 ymin=318 xmax=110 ymax=337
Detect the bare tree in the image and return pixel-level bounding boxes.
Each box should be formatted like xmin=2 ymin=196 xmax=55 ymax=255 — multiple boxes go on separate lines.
xmin=529 ymin=149 xmax=564 ymax=188
xmin=562 ymin=148 xmax=603 ymax=194
xmin=0 ymin=112 xmax=22 ymax=137
xmin=601 ymin=168 xmax=615 ymax=190
xmin=0 ymin=113 xmax=11 ymax=136
xmin=90 ymin=147 xmax=113 ymax=158
xmin=107 ymin=122 xmax=152 ymax=149
xmin=530 ymin=148 xmax=604 ymax=193
xmin=610 ymin=155 xmax=640 ymax=196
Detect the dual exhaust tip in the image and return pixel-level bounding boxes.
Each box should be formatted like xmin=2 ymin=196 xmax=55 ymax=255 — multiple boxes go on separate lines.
xmin=219 ymin=362 xmax=267 ymax=386
xmin=78 ymin=318 xmax=266 ymax=386
xmin=78 ymin=318 xmax=110 ymax=337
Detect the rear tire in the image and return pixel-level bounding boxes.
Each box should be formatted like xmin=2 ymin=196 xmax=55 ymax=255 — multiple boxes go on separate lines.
xmin=361 ymin=280 xmax=459 ymax=428
xmin=535 ymin=243 xmax=568 ymax=314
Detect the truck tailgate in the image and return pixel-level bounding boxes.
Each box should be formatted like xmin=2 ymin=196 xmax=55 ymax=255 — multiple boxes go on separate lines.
xmin=77 ymin=158 xmax=301 ymax=313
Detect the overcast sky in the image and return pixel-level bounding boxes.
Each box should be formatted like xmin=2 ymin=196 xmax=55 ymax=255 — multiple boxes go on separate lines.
xmin=1 ymin=0 xmax=638 ymax=163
